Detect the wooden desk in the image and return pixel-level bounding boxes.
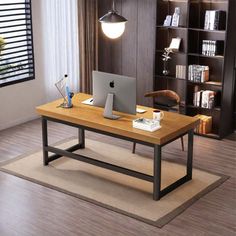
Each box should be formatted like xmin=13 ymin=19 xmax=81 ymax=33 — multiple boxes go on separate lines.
xmin=36 ymin=93 xmax=199 ymax=200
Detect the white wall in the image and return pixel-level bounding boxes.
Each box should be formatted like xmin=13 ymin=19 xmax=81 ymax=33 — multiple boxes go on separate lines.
xmin=0 ymin=0 xmax=46 ymax=130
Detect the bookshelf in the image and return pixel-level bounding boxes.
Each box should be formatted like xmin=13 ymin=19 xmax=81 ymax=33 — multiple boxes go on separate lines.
xmin=154 ymin=0 xmax=236 ymax=139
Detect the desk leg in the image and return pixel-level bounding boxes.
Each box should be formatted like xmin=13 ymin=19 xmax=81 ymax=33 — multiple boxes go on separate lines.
xmin=79 ymin=128 xmax=85 ymax=148
xmin=42 ymin=118 xmax=49 ymax=166
xmin=153 ymin=144 xmax=162 ymax=200
xmin=187 ymin=129 xmax=194 ymax=179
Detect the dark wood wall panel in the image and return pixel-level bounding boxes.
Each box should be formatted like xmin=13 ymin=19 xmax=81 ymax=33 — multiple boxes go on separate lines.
xmin=111 ymin=0 xmax=123 ymax=74
xmin=136 ymin=0 xmax=157 ymax=106
xmin=122 ymin=0 xmax=137 ymax=77
xmin=98 ymin=0 xmax=113 ymax=73
xmin=98 ymin=0 xmax=157 ymax=106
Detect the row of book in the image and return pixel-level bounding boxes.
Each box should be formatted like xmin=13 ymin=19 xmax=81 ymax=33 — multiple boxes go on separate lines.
xmin=193 ymin=90 xmax=215 ymax=109
xmin=176 ymin=65 xmax=186 ymax=79
xmin=194 ymin=114 xmax=212 ymax=134
xmin=204 ymin=10 xmax=226 ymax=31
xmin=188 ymin=65 xmax=209 ymax=83
xmin=202 ymin=40 xmax=224 ymax=56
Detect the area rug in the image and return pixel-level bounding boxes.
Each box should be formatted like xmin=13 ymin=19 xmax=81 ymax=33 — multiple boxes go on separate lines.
xmin=0 ymin=138 xmax=228 ymax=228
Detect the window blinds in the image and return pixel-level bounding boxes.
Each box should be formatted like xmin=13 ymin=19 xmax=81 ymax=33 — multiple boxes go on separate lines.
xmin=0 ymin=0 xmax=35 ymax=87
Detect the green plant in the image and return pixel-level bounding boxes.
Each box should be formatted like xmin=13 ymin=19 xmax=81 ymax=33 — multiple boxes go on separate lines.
xmin=0 ymin=37 xmax=5 ymax=55
xmin=0 ymin=36 xmax=26 ymax=78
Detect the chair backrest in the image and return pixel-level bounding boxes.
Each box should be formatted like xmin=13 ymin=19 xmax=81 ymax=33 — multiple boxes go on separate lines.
xmin=145 ymin=90 xmax=180 ymax=103
xmin=145 ymin=90 xmax=181 ymax=112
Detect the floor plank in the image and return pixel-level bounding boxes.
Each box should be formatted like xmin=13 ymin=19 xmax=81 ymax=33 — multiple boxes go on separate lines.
xmin=0 ymin=119 xmax=235 ymax=236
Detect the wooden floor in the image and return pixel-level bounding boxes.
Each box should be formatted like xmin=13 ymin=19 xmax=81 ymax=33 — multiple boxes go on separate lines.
xmin=0 ymin=119 xmax=235 ymax=236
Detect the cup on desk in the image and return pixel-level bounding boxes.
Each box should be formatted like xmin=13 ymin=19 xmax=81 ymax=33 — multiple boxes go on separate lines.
xmin=153 ymin=110 xmax=164 ymax=125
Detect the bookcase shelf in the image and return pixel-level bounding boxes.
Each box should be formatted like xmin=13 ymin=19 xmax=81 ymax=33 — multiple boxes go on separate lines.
xmin=187 ymin=105 xmax=221 ymax=112
xmin=156 ymin=25 xmax=187 ymax=30
xmin=188 ymin=53 xmax=224 ymax=59
xmin=156 ymin=49 xmax=186 ymax=55
xmin=156 ymin=75 xmax=186 ymax=81
xmin=188 ymin=27 xmax=226 ymax=33
xmin=154 ymin=0 xmax=236 ymax=139
xmin=187 ymin=80 xmax=223 ymax=87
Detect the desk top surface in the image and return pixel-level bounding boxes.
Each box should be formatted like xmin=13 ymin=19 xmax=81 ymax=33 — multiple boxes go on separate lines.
xmin=36 ymin=93 xmax=199 ymax=145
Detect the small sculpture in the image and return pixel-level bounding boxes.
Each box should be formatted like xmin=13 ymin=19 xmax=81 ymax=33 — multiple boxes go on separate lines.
xmin=162 ymin=47 xmax=173 ymax=76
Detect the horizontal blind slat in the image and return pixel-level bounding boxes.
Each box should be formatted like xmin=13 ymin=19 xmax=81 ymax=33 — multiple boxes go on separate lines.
xmin=0 ymin=8 xmax=30 ymax=12
xmin=0 ymin=62 xmax=33 ymax=72
xmin=0 ymin=18 xmax=28 ymax=23
xmin=3 ymin=34 xmax=32 ymax=40
xmin=0 ymin=58 xmax=33 ymax=67
xmin=0 ymin=3 xmax=29 ymax=6
xmin=1 ymin=49 xmax=32 ymax=57
xmin=1 ymin=44 xmax=32 ymax=51
xmin=0 ymin=23 xmax=31 ymax=29
xmin=0 ymin=66 xmax=34 ymax=76
xmin=0 ymin=72 xmax=34 ymax=81
xmin=0 ymin=53 xmax=33 ymax=62
xmin=0 ymin=29 xmax=31 ymax=35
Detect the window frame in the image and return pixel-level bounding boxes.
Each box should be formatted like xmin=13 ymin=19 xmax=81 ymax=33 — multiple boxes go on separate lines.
xmin=0 ymin=0 xmax=35 ymax=88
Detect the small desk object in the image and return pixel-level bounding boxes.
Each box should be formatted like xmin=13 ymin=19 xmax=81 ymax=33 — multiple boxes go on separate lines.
xmin=36 ymin=93 xmax=199 ymax=201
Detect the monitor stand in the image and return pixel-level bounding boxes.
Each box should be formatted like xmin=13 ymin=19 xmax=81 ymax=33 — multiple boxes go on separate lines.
xmin=103 ymin=93 xmax=120 ymax=120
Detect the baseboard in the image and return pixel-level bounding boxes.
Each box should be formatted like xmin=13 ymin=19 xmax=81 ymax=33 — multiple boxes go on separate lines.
xmin=0 ymin=115 xmax=39 ymax=131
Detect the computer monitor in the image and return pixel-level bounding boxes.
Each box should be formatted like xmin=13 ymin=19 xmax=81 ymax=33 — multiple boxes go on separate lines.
xmin=93 ymin=71 xmax=136 ymax=119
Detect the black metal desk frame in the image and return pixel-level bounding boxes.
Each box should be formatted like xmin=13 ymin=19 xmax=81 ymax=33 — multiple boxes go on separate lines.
xmin=42 ymin=116 xmax=194 ymax=201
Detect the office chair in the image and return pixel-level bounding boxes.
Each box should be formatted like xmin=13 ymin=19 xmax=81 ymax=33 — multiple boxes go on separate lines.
xmin=132 ymin=89 xmax=184 ymax=153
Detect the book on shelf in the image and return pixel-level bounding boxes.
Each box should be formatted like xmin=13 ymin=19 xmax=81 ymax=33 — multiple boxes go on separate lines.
xmin=194 ymin=114 xmax=212 ymax=134
xmin=163 ymin=15 xmax=172 ymax=26
xmin=176 ymin=65 xmax=186 ymax=79
xmin=132 ymin=118 xmax=161 ymax=132
xmin=188 ymin=65 xmax=209 ymax=83
xmin=193 ymin=90 xmax=216 ymax=109
xmin=202 ymin=40 xmax=224 ymax=56
xmin=204 ymin=10 xmax=226 ymax=31
xmin=171 ymin=7 xmax=180 ymax=27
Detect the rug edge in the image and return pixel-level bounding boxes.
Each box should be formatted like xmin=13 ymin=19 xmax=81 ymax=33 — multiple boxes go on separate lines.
xmin=0 ymin=138 xmax=230 ymax=228
xmin=0 ymin=166 xmax=229 ymax=228
xmin=155 ymin=174 xmax=229 ymax=227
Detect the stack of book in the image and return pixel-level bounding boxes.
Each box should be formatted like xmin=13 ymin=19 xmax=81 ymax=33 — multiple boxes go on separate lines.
xmin=188 ymin=65 xmax=209 ymax=83
xmin=204 ymin=10 xmax=226 ymax=30
xmin=194 ymin=114 xmax=212 ymax=134
xmin=193 ymin=90 xmax=216 ymax=109
xmin=132 ymin=118 xmax=161 ymax=132
xmin=176 ymin=65 xmax=186 ymax=79
xmin=202 ymin=40 xmax=224 ymax=56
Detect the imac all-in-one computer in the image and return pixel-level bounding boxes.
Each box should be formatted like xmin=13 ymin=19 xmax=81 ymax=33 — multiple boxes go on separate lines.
xmin=93 ymin=71 xmax=136 ymax=119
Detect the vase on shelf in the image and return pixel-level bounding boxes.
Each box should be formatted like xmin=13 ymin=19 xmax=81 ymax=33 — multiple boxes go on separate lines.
xmin=162 ymin=60 xmax=170 ymax=76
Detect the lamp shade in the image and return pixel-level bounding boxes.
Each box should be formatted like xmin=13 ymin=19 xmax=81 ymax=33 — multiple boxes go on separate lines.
xmin=99 ymin=10 xmax=127 ymax=39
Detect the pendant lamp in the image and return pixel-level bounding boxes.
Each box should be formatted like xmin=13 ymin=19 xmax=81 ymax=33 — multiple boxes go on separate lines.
xmin=99 ymin=0 xmax=127 ymax=39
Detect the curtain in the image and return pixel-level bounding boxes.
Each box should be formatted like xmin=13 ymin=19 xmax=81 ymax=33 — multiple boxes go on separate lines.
xmin=41 ymin=0 xmax=80 ymax=102
xmin=78 ymin=0 xmax=98 ymax=94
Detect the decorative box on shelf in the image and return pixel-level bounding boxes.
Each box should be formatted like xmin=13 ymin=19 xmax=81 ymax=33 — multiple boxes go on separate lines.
xmin=194 ymin=114 xmax=212 ymax=134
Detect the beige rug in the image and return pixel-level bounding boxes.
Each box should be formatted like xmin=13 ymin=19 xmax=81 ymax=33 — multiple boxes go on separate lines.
xmin=0 ymin=138 xmax=227 ymax=227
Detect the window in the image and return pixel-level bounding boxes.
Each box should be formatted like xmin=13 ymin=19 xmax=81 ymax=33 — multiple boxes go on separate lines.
xmin=0 ymin=0 xmax=35 ymax=87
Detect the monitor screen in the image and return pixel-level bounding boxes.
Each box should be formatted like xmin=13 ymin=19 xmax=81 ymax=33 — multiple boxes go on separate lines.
xmin=93 ymin=71 xmax=136 ymax=115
